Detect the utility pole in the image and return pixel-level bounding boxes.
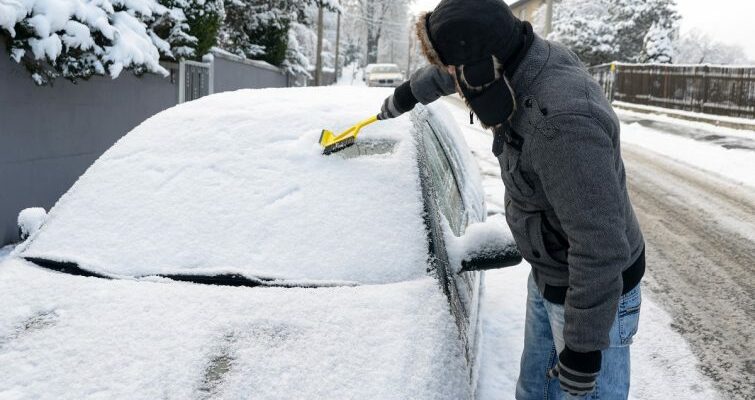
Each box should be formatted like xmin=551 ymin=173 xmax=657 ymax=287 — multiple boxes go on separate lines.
xmin=406 ymin=24 xmax=413 ymax=76
xmin=315 ymin=3 xmax=324 ymax=86
xmin=544 ymin=0 xmax=554 ymax=37
xmin=334 ymin=10 xmax=341 ymax=80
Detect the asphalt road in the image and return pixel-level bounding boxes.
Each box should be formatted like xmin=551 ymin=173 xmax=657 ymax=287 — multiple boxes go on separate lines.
xmin=622 ymin=143 xmax=755 ymax=400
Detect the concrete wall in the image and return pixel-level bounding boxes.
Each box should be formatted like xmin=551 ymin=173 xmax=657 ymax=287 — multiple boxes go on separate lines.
xmin=212 ymin=52 xmax=289 ymax=92
xmin=0 ymin=55 xmax=179 ymax=245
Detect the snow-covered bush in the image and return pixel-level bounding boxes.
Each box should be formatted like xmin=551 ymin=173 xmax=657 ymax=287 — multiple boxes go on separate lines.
xmin=545 ymin=0 xmax=618 ymax=66
xmin=0 ymin=0 xmax=196 ymax=85
xmin=641 ymin=23 xmax=674 ymax=63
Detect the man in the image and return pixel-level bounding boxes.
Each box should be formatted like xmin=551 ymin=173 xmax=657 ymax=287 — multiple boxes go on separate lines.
xmin=377 ymin=0 xmax=645 ymax=399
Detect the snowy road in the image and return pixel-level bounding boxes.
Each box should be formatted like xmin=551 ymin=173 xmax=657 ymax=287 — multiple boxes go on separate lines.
xmin=622 ymin=142 xmax=755 ymax=400
xmin=438 ymin=96 xmax=755 ymax=400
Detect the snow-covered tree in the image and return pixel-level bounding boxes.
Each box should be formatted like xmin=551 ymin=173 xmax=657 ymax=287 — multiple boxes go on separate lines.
xmin=544 ymin=0 xmax=617 ymax=66
xmin=161 ymin=0 xmax=224 ymax=59
xmin=673 ymin=29 xmax=750 ymax=65
xmin=609 ymin=0 xmax=680 ymax=62
xmin=641 ymin=22 xmax=674 ymax=63
xmin=0 ymin=0 xmax=196 ymax=85
xmin=221 ymin=0 xmax=338 ymax=74
xmin=543 ymin=0 xmax=680 ymax=65
xmin=342 ymin=0 xmax=409 ymax=64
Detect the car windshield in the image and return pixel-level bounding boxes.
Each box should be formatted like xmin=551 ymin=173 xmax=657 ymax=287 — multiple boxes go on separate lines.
xmin=372 ymin=66 xmax=400 ymax=73
xmin=19 ymin=88 xmax=431 ymax=286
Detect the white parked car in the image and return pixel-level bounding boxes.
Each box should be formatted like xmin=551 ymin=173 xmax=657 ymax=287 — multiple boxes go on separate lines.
xmin=364 ymin=63 xmax=404 ymax=87
xmin=0 ymin=87 xmax=520 ymax=399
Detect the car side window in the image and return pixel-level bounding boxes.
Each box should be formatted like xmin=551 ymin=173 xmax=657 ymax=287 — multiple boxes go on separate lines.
xmin=422 ymin=122 xmax=465 ymax=236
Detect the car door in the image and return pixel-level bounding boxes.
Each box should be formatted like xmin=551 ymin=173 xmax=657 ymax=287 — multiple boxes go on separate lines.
xmin=415 ymin=116 xmax=483 ymax=377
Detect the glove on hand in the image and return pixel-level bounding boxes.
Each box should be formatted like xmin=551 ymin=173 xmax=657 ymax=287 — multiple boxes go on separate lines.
xmin=548 ymin=347 xmax=602 ymax=397
xmin=378 ymin=94 xmax=403 ymax=120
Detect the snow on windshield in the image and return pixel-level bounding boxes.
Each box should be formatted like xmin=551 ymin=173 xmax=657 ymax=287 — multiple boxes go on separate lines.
xmin=18 ymin=87 xmax=430 ymax=284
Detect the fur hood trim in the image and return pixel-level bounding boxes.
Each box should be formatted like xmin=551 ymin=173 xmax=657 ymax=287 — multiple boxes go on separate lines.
xmin=415 ymin=12 xmax=445 ymax=68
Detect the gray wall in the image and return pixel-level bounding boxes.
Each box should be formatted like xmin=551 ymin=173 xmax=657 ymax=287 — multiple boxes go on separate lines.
xmin=0 ymin=55 xmax=179 ymax=245
xmin=212 ymin=53 xmax=289 ymax=92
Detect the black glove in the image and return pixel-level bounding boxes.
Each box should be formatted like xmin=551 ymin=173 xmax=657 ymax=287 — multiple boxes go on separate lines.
xmin=548 ymin=347 xmax=602 ymax=397
xmin=378 ymin=81 xmax=417 ymax=120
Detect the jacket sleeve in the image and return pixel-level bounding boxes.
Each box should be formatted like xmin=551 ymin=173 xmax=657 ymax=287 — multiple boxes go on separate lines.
xmin=409 ymin=65 xmax=457 ymax=105
xmin=530 ymin=113 xmax=631 ymax=353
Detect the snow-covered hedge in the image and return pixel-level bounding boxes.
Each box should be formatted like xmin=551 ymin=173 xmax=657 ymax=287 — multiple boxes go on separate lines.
xmin=0 ymin=0 xmax=197 ymax=85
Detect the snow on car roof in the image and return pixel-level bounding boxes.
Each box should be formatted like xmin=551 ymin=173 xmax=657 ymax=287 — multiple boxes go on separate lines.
xmin=18 ymin=87 xmax=431 ymax=284
xmin=0 ymin=259 xmax=471 ymax=399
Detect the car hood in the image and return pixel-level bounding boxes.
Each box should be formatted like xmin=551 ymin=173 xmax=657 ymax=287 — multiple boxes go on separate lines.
xmin=0 ymin=259 xmax=471 ymax=399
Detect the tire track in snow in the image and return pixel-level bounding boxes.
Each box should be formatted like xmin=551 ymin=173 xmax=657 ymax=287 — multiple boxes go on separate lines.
xmin=622 ymin=144 xmax=755 ymax=400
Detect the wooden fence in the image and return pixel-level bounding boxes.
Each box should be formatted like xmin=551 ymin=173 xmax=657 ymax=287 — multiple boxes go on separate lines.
xmin=589 ymin=63 xmax=755 ymax=119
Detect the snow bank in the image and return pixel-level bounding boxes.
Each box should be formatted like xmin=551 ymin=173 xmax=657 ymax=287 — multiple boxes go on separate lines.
xmin=16 ymin=208 xmax=47 ymax=240
xmin=0 ymin=259 xmax=471 ymax=399
xmin=18 ymin=87 xmax=431 ymax=284
xmin=621 ymin=121 xmax=755 ymax=188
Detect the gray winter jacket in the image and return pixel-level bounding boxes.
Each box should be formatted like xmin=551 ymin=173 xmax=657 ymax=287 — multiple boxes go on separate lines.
xmin=411 ymin=36 xmax=645 ymax=353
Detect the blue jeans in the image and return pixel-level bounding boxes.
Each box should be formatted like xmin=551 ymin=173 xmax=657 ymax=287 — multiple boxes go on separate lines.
xmin=515 ymin=273 xmax=641 ymax=400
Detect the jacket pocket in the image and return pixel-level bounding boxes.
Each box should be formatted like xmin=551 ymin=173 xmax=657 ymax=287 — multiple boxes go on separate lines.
xmin=497 ymin=144 xmax=535 ymax=198
xmin=506 ymin=209 xmax=567 ymax=269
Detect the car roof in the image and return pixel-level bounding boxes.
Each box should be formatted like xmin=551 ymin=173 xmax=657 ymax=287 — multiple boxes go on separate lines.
xmin=18 ymin=87 xmax=434 ymax=284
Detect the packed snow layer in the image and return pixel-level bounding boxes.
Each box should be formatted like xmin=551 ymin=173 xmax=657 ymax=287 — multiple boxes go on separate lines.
xmin=18 ymin=87 xmax=432 ymax=284
xmin=16 ymin=208 xmax=47 ymax=239
xmin=621 ymin=121 xmax=755 ymax=188
xmin=0 ymin=259 xmax=471 ymax=399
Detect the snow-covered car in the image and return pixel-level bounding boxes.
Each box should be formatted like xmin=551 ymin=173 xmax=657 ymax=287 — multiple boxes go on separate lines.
xmin=364 ymin=63 xmax=404 ymax=87
xmin=0 ymin=87 xmax=520 ymax=399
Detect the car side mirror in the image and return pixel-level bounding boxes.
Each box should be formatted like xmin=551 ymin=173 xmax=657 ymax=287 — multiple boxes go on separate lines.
xmin=18 ymin=207 xmax=47 ymax=241
xmin=453 ymin=214 xmax=522 ymax=273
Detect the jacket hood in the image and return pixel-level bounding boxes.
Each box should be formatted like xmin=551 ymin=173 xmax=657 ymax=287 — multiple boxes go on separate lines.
xmin=415 ymin=0 xmax=524 ymax=68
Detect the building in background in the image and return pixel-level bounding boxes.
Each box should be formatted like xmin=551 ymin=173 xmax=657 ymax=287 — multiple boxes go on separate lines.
xmin=509 ymin=0 xmax=549 ymax=36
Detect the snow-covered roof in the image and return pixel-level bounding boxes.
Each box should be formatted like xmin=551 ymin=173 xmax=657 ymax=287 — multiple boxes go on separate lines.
xmin=0 ymin=258 xmax=471 ymax=399
xmin=17 ymin=87 xmax=433 ymax=284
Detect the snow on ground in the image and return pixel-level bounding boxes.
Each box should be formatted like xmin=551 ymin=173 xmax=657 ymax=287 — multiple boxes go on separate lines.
xmin=440 ymin=97 xmax=722 ymax=400
xmin=18 ymin=87 xmax=430 ymax=285
xmin=336 ymin=63 xmax=366 ymax=87
xmin=621 ymin=119 xmax=755 ymax=188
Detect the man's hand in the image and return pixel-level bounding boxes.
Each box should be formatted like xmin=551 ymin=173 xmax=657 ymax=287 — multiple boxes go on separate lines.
xmin=548 ymin=347 xmax=601 ymax=397
xmin=378 ymin=94 xmax=403 ymax=120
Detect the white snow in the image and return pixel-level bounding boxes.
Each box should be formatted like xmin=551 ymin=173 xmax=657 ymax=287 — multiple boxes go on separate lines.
xmin=18 ymin=87 xmax=431 ymax=285
xmin=0 ymin=0 xmax=175 ymax=80
xmin=440 ymin=96 xmax=723 ymax=400
xmin=17 ymin=208 xmax=47 ymax=240
xmin=621 ymin=120 xmax=755 ymax=188
xmin=445 ymin=214 xmax=515 ymax=274
xmin=0 ymin=258 xmax=470 ymax=399
xmin=615 ymin=102 xmax=755 ymax=130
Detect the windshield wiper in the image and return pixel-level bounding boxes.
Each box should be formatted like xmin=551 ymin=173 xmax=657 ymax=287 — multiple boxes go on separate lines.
xmin=25 ymin=257 xmax=110 ymax=279
xmin=23 ymin=257 xmax=349 ymax=289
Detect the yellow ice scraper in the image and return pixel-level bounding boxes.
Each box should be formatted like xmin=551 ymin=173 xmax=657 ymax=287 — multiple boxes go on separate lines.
xmin=319 ymin=115 xmax=379 ymax=155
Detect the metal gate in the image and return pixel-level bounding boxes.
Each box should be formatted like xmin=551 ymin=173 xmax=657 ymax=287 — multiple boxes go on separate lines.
xmin=179 ymin=60 xmax=213 ymax=103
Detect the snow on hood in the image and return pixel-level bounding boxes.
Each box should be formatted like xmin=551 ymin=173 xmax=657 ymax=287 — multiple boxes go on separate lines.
xmin=0 ymin=259 xmax=471 ymax=399
xmin=18 ymin=87 xmax=431 ymax=284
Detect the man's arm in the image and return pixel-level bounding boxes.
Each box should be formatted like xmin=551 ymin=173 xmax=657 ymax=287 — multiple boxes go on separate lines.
xmin=378 ymin=65 xmax=456 ymax=120
xmin=530 ymin=114 xmax=631 ymax=381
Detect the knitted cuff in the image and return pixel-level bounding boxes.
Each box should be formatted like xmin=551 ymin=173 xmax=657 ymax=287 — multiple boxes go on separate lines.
xmin=393 ymin=81 xmax=419 ymax=113
xmin=559 ymin=346 xmax=602 ymax=374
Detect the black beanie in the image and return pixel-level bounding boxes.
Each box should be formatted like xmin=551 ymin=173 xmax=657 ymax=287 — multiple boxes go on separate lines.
xmin=425 ymin=0 xmax=523 ymax=66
